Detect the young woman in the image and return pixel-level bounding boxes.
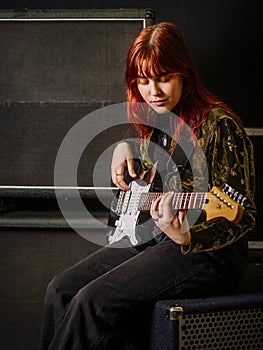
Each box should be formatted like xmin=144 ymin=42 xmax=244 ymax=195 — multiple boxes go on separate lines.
xmin=40 ymin=22 xmax=256 ymax=350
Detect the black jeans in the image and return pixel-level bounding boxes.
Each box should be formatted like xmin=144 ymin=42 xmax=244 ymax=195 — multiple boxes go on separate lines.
xmin=39 ymin=236 xmax=246 ymax=350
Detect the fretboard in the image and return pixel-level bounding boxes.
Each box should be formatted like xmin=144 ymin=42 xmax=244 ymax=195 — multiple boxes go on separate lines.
xmin=138 ymin=192 xmax=207 ymax=211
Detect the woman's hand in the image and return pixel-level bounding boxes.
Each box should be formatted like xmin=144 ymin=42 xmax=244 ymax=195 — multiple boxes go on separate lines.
xmin=150 ymin=192 xmax=191 ymax=245
xmin=111 ymin=142 xmax=137 ymax=190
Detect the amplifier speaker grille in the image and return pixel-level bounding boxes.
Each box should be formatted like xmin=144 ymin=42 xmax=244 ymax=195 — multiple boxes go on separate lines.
xmin=179 ymin=308 xmax=263 ymax=349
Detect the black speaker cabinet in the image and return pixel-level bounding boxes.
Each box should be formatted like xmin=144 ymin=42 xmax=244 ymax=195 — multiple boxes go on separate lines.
xmin=0 ymin=9 xmax=155 ymax=227
xmin=150 ymin=263 xmax=263 ymax=350
xmin=151 ymin=293 xmax=263 ymax=350
xmin=0 ymin=8 xmax=155 ymax=189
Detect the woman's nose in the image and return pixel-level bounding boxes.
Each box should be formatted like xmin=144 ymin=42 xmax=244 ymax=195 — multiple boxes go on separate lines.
xmin=150 ymin=81 xmax=161 ymax=96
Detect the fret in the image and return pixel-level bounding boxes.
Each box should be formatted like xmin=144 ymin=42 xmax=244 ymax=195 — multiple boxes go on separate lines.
xmin=200 ymin=192 xmax=205 ymax=209
xmin=175 ymin=192 xmax=180 ymax=209
xmin=184 ymin=193 xmax=190 ymax=209
xmin=189 ymin=192 xmax=195 ymax=208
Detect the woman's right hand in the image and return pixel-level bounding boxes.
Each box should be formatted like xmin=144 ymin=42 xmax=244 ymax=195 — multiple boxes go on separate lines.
xmin=111 ymin=142 xmax=137 ymax=190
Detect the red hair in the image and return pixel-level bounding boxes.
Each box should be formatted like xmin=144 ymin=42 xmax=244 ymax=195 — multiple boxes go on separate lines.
xmin=125 ymin=22 xmax=237 ymax=141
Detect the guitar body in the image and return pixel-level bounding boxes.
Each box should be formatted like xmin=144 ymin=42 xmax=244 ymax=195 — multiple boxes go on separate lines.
xmin=107 ymin=180 xmax=245 ymax=246
xmin=108 ymin=180 xmax=152 ymax=246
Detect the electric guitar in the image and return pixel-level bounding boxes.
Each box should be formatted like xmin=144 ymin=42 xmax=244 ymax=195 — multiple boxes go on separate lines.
xmin=108 ymin=180 xmax=246 ymax=246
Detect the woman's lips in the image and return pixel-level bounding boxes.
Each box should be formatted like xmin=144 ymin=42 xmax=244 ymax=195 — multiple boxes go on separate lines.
xmin=151 ymin=99 xmax=167 ymax=106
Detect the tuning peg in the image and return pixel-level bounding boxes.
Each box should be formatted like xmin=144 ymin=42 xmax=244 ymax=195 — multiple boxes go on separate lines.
xmin=229 ymin=188 xmax=235 ymax=198
xmin=241 ymin=197 xmax=247 ymax=206
xmin=223 ymin=183 xmax=235 ymax=197
xmin=237 ymin=193 xmax=243 ymax=204
xmin=223 ymin=183 xmax=246 ymax=207
xmin=223 ymin=183 xmax=230 ymax=194
xmin=233 ymin=191 xmax=239 ymax=201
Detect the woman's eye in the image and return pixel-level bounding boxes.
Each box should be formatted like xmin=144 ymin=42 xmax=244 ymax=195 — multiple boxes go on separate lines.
xmin=159 ymin=75 xmax=170 ymax=82
xmin=137 ymin=77 xmax=149 ymax=85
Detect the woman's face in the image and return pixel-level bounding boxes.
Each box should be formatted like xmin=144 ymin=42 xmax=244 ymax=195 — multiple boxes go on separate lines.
xmin=137 ymin=72 xmax=183 ymax=114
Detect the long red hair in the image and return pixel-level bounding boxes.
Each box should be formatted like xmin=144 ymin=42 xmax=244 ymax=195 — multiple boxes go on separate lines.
xmin=125 ymin=22 xmax=237 ymax=141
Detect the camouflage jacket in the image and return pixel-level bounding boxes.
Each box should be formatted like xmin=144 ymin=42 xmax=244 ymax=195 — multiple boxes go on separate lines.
xmin=139 ymin=107 xmax=256 ymax=253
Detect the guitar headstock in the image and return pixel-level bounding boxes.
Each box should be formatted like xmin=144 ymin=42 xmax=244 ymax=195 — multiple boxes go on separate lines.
xmin=203 ymin=184 xmax=245 ymax=223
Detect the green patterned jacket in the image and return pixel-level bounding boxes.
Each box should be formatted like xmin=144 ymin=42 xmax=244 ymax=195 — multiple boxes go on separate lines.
xmin=139 ymin=107 xmax=256 ymax=253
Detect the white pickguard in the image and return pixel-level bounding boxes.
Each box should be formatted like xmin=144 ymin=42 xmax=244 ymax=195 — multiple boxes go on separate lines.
xmin=108 ymin=181 xmax=151 ymax=245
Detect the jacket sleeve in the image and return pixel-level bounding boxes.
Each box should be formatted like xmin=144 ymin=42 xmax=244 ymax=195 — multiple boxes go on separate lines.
xmin=185 ymin=115 xmax=256 ymax=253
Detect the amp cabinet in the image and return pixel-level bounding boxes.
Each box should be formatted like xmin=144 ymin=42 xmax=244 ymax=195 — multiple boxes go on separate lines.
xmin=0 ymin=8 xmax=155 ymax=228
xmin=150 ymin=293 xmax=263 ymax=350
xmin=149 ymin=264 xmax=263 ymax=350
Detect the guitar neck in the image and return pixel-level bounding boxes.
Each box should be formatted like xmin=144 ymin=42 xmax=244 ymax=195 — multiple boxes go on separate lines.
xmin=138 ymin=192 xmax=207 ymax=211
